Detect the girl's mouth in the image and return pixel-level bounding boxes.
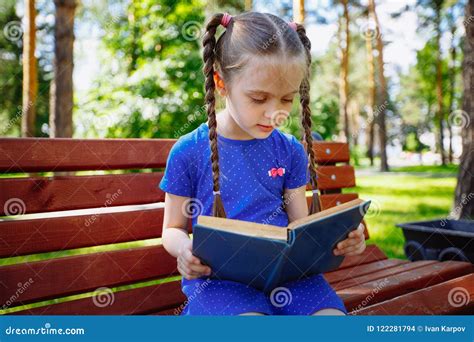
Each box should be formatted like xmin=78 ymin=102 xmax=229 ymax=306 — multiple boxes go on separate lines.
xmin=257 ymin=124 xmax=273 ymax=132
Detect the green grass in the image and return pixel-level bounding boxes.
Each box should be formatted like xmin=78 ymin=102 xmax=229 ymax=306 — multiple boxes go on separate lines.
xmin=355 ymin=171 xmax=458 ymax=259
xmin=391 ymin=163 xmax=459 ymax=174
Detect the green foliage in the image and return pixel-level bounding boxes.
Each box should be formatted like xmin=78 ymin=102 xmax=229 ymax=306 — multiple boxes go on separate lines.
xmin=76 ymin=0 xmax=208 ymax=138
xmin=403 ymin=131 xmax=430 ymax=153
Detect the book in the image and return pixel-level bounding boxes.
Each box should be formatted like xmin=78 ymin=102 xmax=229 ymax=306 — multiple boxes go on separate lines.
xmin=192 ymin=198 xmax=371 ymax=293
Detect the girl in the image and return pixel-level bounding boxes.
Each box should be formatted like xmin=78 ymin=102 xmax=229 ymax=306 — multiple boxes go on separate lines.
xmin=159 ymin=11 xmax=366 ymax=316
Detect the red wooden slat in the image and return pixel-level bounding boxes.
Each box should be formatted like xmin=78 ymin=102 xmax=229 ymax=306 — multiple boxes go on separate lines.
xmin=316 ymin=165 xmax=355 ymax=190
xmin=320 ymin=193 xmax=359 ymax=209
xmin=0 ymin=245 xmax=178 ymax=307
xmin=0 ymin=172 xmax=165 ymax=215
xmin=334 ymin=260 xmax=438 ymax=290
xmin=336 ymin=244 xmax=387 ymax=270
xmin=9 ymin=280 xmax=185 ymax=315
xmin=0 ymin=138 xmax=175 ymax=173
xmin=339 ymin=261 xmax=474 ymax=312
xmin=324 ymin=259 xmax=408 ymax=284
xmin=312 ymin=142 xmax=350 ymax=164
xmin=0 ymin=208 xmax=192 ymax=258
xmin=351 ymin=273 xmax=474 ymax=315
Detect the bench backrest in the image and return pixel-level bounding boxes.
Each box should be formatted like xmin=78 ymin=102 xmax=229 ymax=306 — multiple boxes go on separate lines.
xmin=0 ymin=137 xmax=366 ymax=315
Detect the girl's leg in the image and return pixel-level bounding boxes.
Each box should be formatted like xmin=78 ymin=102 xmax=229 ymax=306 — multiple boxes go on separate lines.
xmin=311 ymin=308 xmax=346 ymax=316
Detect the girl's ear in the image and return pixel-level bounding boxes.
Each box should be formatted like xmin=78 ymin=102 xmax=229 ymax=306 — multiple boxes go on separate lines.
xmin=213 ymin=71 xmax=227 ymax=96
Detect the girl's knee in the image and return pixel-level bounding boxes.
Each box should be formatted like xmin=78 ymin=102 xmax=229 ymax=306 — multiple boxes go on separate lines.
xmin=311 ymin=308 xmax=346 ymax=316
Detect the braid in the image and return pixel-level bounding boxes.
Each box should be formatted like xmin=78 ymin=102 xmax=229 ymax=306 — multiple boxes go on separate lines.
xmin=203 ymin=13 xmax=227 ymax=218
xmin=295 ymin=23 xmax=321 ymax=214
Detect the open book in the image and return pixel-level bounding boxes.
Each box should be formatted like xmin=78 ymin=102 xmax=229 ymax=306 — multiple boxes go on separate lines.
xmin=192 ymin=198 xmax=371 ymax=293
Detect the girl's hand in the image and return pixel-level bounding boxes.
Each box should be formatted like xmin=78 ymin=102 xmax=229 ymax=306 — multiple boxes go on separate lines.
xmin=177 ymin=239 xmax=212 ymax=280
xmin=333 ymin=223 xmax=366 ymax=257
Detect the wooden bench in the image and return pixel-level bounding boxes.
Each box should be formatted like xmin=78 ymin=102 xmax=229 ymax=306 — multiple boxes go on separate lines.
xmin=0 ymin=137 xmax=472 ymax=315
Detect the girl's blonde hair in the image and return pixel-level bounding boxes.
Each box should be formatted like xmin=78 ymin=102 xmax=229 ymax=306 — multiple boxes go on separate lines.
xmin=202 ymin=12 xmax=320 ymax=218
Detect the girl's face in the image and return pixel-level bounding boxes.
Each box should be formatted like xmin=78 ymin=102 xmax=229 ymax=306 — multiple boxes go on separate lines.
xmin=219 ymin=56 xmax=306 ymax=139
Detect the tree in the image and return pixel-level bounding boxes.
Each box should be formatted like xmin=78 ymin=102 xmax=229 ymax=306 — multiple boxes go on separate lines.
xmin=338 ymin=0 xmax=351 ymax=144
xmin=369 ymin=0 xmax=389 ymax=171
xmin=453 ymin=0 xmax=474 ymax=219
xmin=49 ymin=0 xmax=76 ymax=138
xmin=293 ymin=0 xmax=305 ymax=23
xmin=21 ymin=0 xmax=38 ymax=137
xmin=364 ymin=5 xmax=376 ymax=165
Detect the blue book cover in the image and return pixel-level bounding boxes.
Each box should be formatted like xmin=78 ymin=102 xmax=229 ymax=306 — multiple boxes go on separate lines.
xmin=192 ymin=198 xmax=371 ymax=293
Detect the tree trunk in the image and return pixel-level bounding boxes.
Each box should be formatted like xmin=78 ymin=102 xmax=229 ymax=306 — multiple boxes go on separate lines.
xmin=49 ymin=0 xmax=76 ymax=138
xmin=435 ymin=10 xmax=447 ymax=165
xmin=21 ymin=0 xmax=38 ymax=137
xmin=369 ymin=0 xmax=389 ymax=171
xmin=448 ymin=23 xmax=457 ymax=164
xmin=339 ymin=0 xmax=350 ymax=144
xmin=245 ymin=0 xmax=252 ymax=11
xmin=365 ymin=19 xmax=376 ymax=165
xmin=453 ymin=0 xmax=474 ymax=219
xmin=293 ymin=0 xmax=305 ymax=23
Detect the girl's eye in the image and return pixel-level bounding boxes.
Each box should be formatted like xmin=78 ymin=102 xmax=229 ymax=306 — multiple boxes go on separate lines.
xmin=250 ymin=97 xmax=266 ymax=103
xmin=282 ymin=99 xmax=293 ymax=103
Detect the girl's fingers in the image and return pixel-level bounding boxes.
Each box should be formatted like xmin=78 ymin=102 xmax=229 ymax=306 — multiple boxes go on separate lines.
xmin=335 ymin=242 xmax=366 ymax=256
xmin=336 ymin=236 xmax=363 ymax=250
xmin=343 ymin=244 xmax=367 ymax=256
xmin=189 ymin=262 xmax=211 ymax=275
xmin=349 ymin=224 xmax=365 ymax=238
xmin=184 ymin=249 xmax=206 ymax=266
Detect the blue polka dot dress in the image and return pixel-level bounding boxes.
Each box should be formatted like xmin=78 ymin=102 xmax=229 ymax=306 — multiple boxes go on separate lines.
xmin=159 ymin=122 xmax=348 ymax=315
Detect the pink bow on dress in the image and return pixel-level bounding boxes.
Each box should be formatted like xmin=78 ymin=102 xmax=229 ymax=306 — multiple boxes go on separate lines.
xmin=268 ymin=167 xmax=285 ymax=178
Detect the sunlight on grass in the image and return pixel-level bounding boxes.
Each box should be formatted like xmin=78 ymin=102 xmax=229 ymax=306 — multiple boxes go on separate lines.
xmin=355 ymin=173 xmax=457 ymax=259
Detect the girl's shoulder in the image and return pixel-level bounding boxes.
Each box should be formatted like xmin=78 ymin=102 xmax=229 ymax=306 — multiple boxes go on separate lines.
xmin=272 ymin=129 xmax=306 ymax=156
xmin=168 ymin=122 xmax=209 ymax=156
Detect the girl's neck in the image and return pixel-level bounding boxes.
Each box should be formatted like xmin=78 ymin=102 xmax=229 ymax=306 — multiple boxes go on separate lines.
xmin=214 ymin=109 xmax=255 ymax=141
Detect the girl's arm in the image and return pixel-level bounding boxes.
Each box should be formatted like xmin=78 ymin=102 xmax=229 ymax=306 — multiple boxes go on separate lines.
xmin=161 ymin=192 xmax=192 ymax=258
xmin=283 ymin=184 xmax=308 ymax=223
xmin=162 ymin=192 xmax=211 ymax=279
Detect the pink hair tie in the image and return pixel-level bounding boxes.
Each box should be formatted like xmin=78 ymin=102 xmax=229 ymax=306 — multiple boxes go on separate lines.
xmin=288 ymin=21 xmax=297 ymax=31
xmin=221 ymin=13 xmax=232 ymax=28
